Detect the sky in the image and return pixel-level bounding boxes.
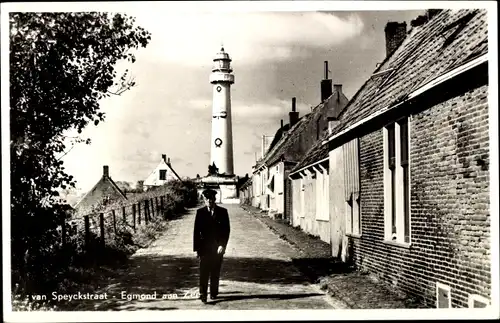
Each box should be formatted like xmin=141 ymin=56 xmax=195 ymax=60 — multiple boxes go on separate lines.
xmin=52 ymin=3 xmax=426 ymax=195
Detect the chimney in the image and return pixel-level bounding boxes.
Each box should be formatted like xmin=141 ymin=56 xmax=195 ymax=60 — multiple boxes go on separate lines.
xmin=289 ymin=97 xmax=299 ymax=127
xmin=426 ymin=9 xmax=442 ymax=21
xmin=321 ymin=61 xmax=333 ymax=102
xmin=167 ymin=157 xmax=171 ymax=165
xmin=162 ymin=154 xmax=167 ymax=162
xmin=136 ymin=180 xmax=144 ymax=192
xmin=333 ymin=84 xmax=342 ymax=93
xmin=384 ymin=21 xmax=407 ymax=57
xmin=103 ymin=165 xmax=109 ymax=178
xmin=280 ymin=119 xmax=284 ymax=129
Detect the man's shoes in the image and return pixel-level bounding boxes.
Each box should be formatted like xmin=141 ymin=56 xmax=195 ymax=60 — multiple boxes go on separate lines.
xmin=210 ymin=294 xmax=218 ymax=300
xmin=199 ymin=295 xmax=207 ymax=303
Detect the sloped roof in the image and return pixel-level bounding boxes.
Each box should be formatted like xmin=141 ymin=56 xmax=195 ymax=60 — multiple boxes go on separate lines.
xmin=73 ymin=175 xmax=127 ymax=214
xmin=165 ymin=162 xmax=182 ymax=181
xmin=293 ymin=9 xmax=488 ymax=175
xmin=291 ymin=131 xmax=330 ymax=175
xmin=268 ymin=123 xmax=290 ymax=152
xmin=272 ymin=89 xmax=347 ymax=173
xmin=254 ymin=114 xmax=310 ymax=170
xmin=144 ymin=158 xmax=182 ymax=184
xmin=255 ymin=88 xmax=348 ymax=169
xmin=331 ymin=9 xmax=487 ymax=136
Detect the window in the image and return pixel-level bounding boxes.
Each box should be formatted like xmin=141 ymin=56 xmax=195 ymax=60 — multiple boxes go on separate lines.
xmin=436 ymin=282 xmax=451 ymax=308
xmin=469 ymin=294 xmax=490 ymax=308
xmin=384 ymin=117 xmax=411 ymax=243
xmin=344 ymin=139 xmax=360 ymax=235
xmin=159 ymin=169 xmax=167 ymax=180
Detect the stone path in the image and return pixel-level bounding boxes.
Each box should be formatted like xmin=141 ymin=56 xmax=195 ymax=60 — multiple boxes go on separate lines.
xmin=71 ymin=204 xmax=336 ymax=310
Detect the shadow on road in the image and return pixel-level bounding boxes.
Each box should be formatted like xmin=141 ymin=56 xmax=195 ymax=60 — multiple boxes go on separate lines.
xmin=291 ymin=258 xmax=355 ymax=283
xmin=60 ymin=254 xmax=344 ymax=311
xmin=208 ymin=292 xmax=324 ymax=305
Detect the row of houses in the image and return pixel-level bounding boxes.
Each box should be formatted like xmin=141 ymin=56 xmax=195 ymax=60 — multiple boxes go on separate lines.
xmin=73 ymin=154 xmax=182 ymax=215
xmin=240 ymin=9 xmax=492 ymax=308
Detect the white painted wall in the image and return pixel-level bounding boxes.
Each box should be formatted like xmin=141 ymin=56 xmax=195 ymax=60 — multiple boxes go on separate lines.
xmin=211 ymin=82 xmax=234 ymax=175
xmin=329 ymin=146 xmax=347 ymax=260
xmin=143 ymin=160 xmax=180 ymax=189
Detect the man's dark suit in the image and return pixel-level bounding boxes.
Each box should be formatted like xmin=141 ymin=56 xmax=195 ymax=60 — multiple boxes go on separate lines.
xmin=193 ymin=205 xmax=230 ymax=299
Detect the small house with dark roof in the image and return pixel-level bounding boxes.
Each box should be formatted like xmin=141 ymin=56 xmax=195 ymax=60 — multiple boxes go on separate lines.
xmin=73 ymin=165 xmax=127 ymax=216
xmin=238 ymin=174 xmax=252 ymax=205
xmin=251 ymin=100 xmax=303 ymax=213
xmin=306 ymin=9 xmax=490 ymax=308
xmin=143 ymin=154 xmax=182 ymax=191
xmin=288 ymin=131 xmax=331 ymax=243
xmin=251 ymin=64 xmax=348 ymax=221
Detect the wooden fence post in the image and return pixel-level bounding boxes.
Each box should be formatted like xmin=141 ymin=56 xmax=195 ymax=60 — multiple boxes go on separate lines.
xmin=99 ymin=213 xmax=105 ymax=248
xmin=145 ymin=200 xmax=149 ymax=224
xmin=160 ymin=196 xmax=164 ymax=212
xmin=150 ymin=198 xmax=154 ymax=218
xmin=112 ymin=210 xmax=117 ymax=234
xmin=122 ymin=206 xmax=126 ymax=224
xmin=61 ymin=217 xmax=66 ymax=246
xmin=84 ymin=215 xmax=90 ymax=251
xmin=132 ymin=204 xmax=136 ymax=231
xmin=155 ymin=197 xmax=159 ymax=216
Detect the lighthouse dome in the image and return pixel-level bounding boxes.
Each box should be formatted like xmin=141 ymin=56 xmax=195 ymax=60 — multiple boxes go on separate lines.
xmin=213 ymin=47 xmax=231 ymax=62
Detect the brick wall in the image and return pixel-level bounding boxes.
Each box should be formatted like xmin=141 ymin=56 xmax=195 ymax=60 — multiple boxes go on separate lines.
xmin=353 ymin=84 xmax=490 ymax=308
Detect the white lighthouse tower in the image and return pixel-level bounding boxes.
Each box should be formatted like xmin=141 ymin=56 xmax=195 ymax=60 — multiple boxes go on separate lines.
xmin=197 ymin=47 xmax=239 ymax=204
xmin=209 ymin=47 xmax=235 ymax=175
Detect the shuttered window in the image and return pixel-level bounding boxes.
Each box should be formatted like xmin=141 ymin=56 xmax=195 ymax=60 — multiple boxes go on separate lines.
xmin=343 ymin=138 xmax=360 ymax=235
xmin=384 ymin=117 xmax=411 ymax=244
xmin=387 ymin=123 xmax=396 ymax=236
xmin=399 ymin=118 xmax=410 ymax=243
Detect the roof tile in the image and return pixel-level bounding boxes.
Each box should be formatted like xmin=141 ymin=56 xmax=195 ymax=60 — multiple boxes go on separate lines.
xmin=292 ymin=9 xmax=487 ymax=173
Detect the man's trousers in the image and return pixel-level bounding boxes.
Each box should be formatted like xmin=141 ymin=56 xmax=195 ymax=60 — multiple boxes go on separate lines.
xmin=199 ymin=253 xmax=223 ymax=298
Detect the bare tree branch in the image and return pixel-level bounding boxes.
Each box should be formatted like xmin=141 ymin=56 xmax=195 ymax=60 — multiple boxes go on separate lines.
xmin=107 ymin=74 xmax=136 ymax=95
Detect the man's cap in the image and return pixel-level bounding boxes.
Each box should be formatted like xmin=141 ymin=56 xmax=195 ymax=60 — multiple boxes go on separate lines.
xmin=202 ymin=189 xmax=217 ymax=199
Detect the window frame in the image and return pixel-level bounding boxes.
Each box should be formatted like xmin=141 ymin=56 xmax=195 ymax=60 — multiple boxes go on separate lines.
xmin=159 ymin=169 xmax=167 ymax=181
xmin=383 ymin=116 xmax=411 ymax=245
xmin=436 ymin=282 xmax=452 ymax=309
xmin=468 ymin=294 xmax=490 ymax=308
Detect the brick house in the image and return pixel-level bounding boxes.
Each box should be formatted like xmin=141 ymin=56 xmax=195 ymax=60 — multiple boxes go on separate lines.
xmin=143 ymin=154 xmax=181 ymax=191
xmin=251 ymin=67 xmax=348 ymax=221
xmin=73 ymin=165 xmax=127 ymax=216
xmin=321 ymin=9 xmax=490 ymax=308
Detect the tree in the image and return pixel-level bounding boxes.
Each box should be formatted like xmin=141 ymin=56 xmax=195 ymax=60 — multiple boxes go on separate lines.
xmin=9 ymin=12 xmax=151 ymax=294
xmin=115 ymin=181 xmax=133 ymax=193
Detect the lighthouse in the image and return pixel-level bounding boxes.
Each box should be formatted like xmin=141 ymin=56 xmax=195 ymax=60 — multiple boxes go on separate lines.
xmin=209 ymin=47 xmax=235 ymax=175
xmin=197 ymin=47 xmax=239 ymax=204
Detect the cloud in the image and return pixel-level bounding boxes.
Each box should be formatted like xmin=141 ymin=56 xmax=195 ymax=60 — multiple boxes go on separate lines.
xmin=132 ymin=11 xmax=364 ymax=66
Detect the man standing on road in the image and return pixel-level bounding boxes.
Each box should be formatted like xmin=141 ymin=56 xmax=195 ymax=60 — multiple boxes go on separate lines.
xmin=193 ymin=189 xmax=230 ymax=303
